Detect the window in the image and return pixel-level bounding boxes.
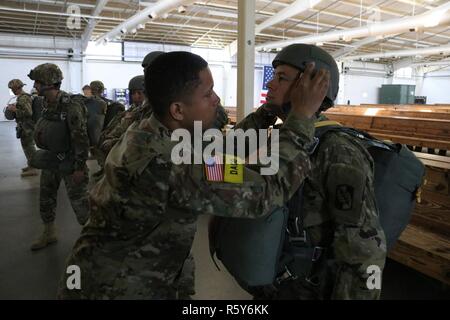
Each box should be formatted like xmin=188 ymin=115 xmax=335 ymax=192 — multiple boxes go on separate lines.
xmin=86 ymin=41 xmax=122 ymax=61
xmin=394 ymin=67 xmax=412 ymax=79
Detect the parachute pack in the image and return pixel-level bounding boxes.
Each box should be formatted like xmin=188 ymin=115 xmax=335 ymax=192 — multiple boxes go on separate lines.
xmin=209 ymin=121 xmax=425 ymax=289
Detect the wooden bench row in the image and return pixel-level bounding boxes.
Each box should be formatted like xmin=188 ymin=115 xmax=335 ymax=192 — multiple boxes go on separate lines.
xmin=323 ymin=112 xmax=450 ymax=151
xmin=331 ymin=106 xmax=450 ymax=121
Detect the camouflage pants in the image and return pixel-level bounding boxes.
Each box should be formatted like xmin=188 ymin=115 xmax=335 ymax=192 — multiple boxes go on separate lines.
xmin=57 ymin=244 xmax=195 ymax=300
xmin=40 ymin=167 xmax=90 ymax=225
xmin=176 ymin=253 xmax=195 ymax=299
xmin=19 ymin=127 xmax=36 ymax=166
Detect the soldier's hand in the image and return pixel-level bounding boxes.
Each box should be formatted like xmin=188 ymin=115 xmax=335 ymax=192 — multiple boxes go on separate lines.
xmin=72 ymin=170 xmax=85 ymax=184
xmin=7 ymin=104 xmax=17 ymax=112
xmin=290 ymin=62 xmax=330 ymax=119
xmin=261 ymin=103 xmax=285 ymax=121
xmin=101 ymin=140 xmax=114 ymax=152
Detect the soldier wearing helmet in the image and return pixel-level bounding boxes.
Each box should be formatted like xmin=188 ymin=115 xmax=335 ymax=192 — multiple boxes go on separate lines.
xmin=5 ymin=79 xmax=38 ymax=177
xmin=92 ymin=75 xmax=148 ymax=179
xmin=89 ymin=80 xmax=125 ymax=130
xmin=27 ymin=63 xmax=90 ymax=251
xmin=217 ymin=44 xmax=386 ymax=300
xmin=142 ymin=51 xmax=165 ymax=71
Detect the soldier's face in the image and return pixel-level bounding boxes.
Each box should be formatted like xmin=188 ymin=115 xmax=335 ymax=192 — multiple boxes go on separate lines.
xmin=131 ymin=90 xmax=145 ymax=105
xmin=33 ymin=81 xmax=43 ymax=96
xmin=83 ymin=88 xmax=92 ymax=97
xmin=179 ymin=67 xmax=219 ymax=131
xmin=266 ymin=64 xmax=300 ymax=107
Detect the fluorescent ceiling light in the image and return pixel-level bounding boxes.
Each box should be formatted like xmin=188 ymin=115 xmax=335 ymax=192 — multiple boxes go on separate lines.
xmin=208 ymin=10 xmax=237 ymax=19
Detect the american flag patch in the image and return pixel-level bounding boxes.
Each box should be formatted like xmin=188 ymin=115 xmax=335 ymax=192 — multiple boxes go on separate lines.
xmin=204 ymin=156 xmax=224 ymax=182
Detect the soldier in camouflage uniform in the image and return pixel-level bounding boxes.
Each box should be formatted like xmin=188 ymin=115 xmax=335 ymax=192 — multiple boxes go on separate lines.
xmin=90 ymin=80 xmax=126 ymax=130
xmin=6 ymin=79 xmax=38 ymax=177
xmin=57 ymin=51 xmax=330 ymax=299
xmin=96 ymin=75 xmax=147 ymax=167
xmin=28 ymin=63 xmax=90 ymax=251
xmin=237 ymin=44 xmax=387 ymax=300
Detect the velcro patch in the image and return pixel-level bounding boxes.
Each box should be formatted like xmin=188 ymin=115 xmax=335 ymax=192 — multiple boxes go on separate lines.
xmin=204 ymin=156 xmax=224 ymax=182
xmin=326 ymin=163 xmax=366 ymax=226
xmin=224 ymin=155 xmax=243 ymax=184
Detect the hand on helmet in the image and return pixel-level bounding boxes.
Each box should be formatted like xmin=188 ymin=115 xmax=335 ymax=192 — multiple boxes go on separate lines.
xmin=290 ymin=62 xmax=330 ymax=119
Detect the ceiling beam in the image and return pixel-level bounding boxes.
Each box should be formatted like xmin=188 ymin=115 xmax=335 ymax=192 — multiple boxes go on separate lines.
xmin=95 ymin=0 xmax=194 ymax=44
xmin=255 ymin=1 xmax=450 ymax=51
xmin=332 ymin=36 xmax=381 ymax=59
xmin=344 ymin=44 xmax=450 ymax=61
xmin=81 ymin=0 xmax=109 ymax=52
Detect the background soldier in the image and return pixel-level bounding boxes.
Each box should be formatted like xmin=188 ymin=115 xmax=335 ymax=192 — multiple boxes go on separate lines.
xmin=89 ymin=80 xmax=125 ymax=130
xmin=6 ymin=79 xmax=38 ymax=177
xmin=82 ymin=85 xmax=92 ymax=97
xmin=28 ymin=63 xmax=90 ymax=251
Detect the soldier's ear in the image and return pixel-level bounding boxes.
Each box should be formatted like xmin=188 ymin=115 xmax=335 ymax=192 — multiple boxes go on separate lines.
xmin=168 ymin=102 xmax=185 ymax=121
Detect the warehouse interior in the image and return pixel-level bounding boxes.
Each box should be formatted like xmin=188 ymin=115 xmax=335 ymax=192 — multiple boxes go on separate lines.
xmin=0 ymin=0 xmax=449 ymax=300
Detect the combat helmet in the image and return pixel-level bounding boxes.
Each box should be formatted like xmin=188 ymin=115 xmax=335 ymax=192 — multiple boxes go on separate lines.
xmin=272 ymin=44 xmax=339 ymax=111
xmin=8 ymin=79 xmax=25 ymax=89
xmin=128 ymin=75 xmax=145 ymax=92
xmin=28 ymin=63 xmax=63 ymax=85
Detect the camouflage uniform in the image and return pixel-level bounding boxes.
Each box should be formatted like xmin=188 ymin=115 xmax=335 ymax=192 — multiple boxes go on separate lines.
xmin=98 ymin=101 xmax=150 ymax=160
xmin=241 ymin=111 xmax=387 ymax=300
xmin=37 ymin=91 xmax=90 ymax=225
xmin=57 ymin=112 xmax=315 ymax=299
xmin=15 ymin=92 xmax=37 ymax=165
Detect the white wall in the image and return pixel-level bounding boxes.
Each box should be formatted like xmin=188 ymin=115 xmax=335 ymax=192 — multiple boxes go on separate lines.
xmin=83 ymin=59 xmax=142 ymax=99
xmin=340 ymin=74 xmax=385 ymax=105
xmin=0 ymin=57 xmax=83 ymax=120
xmin=419 ymin=68 xmax=450 ymax=104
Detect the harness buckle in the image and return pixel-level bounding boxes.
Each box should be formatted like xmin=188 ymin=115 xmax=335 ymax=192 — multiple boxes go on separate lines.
xmin=276 ymin=266 xmax=297 ymax=285
xmin=286 ymin=217 xmax=307 ymax=243
xmin=56 ymin=153 xmax=66 ymax=161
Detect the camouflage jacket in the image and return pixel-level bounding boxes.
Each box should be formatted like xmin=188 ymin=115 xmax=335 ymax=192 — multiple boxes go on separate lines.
xmin=58 ymin=112 xmax=315 ymax=299
xmin=43 ymin=91 xmax=89 ymax=170
xmin=237 ymin=110 xmax=387 ymax=300
xmin=15 ymin=93 xmax=33 ymax=124
xmin=102 ymin=101 xmax=151 ymax=147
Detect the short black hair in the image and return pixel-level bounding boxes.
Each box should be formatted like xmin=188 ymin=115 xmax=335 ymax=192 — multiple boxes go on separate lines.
xmin=82 ymin=85 xmax=91 ymax=90
xmin=145 ymin=51 xmax=208 ymax=118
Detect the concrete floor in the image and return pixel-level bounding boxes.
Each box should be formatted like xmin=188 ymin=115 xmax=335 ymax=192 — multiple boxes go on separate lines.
xmin=0 ymin=121 xmax=448 ymax=300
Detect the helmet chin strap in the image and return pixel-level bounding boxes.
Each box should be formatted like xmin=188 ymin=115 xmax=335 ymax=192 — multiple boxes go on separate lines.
xmin=37 ymin=84 xmax=54 ymax=97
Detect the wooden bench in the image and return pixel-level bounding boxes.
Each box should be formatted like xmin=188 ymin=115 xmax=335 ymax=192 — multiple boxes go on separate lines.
xmin=361 ymin=104 xmax=450 ymax=113
xmin=323 ymin=112 xmax=450 ymax=152
xmin=330 ymin=106 xmax=450 ymax=121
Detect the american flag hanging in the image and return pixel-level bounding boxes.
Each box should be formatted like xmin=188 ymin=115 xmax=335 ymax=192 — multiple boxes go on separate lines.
xmin=204 ymin=156 xmax=224 ymax=182
xmin=260 ymin=65 xmax=274 ymax=105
